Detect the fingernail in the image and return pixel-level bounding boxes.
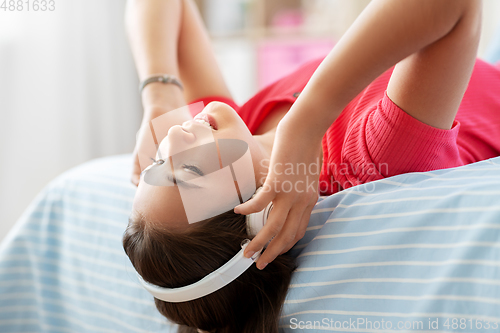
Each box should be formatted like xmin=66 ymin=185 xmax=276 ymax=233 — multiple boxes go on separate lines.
xmin=258 ymin=262 xmax=268 ymax=270
xmin=245 ymin=251 xmax=255 ymax=259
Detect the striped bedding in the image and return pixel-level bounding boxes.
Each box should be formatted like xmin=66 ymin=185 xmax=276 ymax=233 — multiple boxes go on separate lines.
xmin=0 ymin=154 xmax=499 ymax=333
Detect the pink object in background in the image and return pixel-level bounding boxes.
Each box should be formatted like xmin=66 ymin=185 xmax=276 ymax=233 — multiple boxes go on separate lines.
xmin=271 ymin=9 xmax=304 ymax=29
xmin=257 ymin=39 xmax=335 ymax=89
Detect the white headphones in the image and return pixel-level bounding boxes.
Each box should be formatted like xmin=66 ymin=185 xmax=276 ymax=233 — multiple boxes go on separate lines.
xmin=245 ymin=186 xmax=273 ymax=238
xmin=138 ymin=187 xmax=273 ymax=303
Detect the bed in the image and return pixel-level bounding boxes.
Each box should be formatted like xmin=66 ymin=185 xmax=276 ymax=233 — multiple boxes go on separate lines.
xmin=0 ymin=154 xmax=499 ymax=332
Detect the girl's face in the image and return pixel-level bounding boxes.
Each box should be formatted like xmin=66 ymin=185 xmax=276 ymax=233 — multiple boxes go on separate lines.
xmin=132 ymin=102 xmax=268 ymax=230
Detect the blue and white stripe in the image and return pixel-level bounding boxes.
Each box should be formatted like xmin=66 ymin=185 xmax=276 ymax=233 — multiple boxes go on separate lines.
xmin=283 ymin=158 xmax=500 ymax=332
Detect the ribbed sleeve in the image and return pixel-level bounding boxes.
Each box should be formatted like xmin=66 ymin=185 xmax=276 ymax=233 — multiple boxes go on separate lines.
xmin=365 ymin=93 xmax=462 ymax=176
xmin=320 ymin=59 xmax=500 ymax=195
xmin=321 ymin=92 xmax=462 ymax=191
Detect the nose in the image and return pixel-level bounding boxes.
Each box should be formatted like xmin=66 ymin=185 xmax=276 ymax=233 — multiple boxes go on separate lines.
xmin=181 ymin=119 xmax=193 ymax=128
xmin=173 ymin=123 xmax=197 ymax=142
xmin=164 ymin=121 xmax=216 ymax=157
xmin=165 ymin=125 xmax=196 ymax=155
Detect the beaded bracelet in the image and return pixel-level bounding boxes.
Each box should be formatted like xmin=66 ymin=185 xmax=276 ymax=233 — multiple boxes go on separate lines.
xmin=139 ymin=74 xmax=184 ymax=94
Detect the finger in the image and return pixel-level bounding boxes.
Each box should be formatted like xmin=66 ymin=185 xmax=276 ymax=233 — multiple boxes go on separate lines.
xmin=131 ymin=175 xmax=140 ymax=187
xmin=243 ymin=199 xmax=289 ymax=258
xmin=255 ymin=204 xmax=305 ymax=270
xmin=234 ymin=182 xmax=275 ymax=215
xmin=131 ymin=153 xmax=141 ymax=187
xmin=279 ymin=202 xmax=314 ymax=254
xmin=279 ymin=191 xmax=320 ymax=254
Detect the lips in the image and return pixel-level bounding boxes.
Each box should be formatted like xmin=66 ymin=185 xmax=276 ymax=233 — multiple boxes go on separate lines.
xmin=193 ymin=112 xmax=218 ymax=130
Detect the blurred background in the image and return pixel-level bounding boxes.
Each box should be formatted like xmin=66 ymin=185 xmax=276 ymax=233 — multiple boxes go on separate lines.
xmin=1 ymin=0 xmax=500 ymax=242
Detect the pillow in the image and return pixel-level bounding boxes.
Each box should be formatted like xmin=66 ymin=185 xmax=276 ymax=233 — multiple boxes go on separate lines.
xmin=283 ymin=156 xmax=500 ymax=332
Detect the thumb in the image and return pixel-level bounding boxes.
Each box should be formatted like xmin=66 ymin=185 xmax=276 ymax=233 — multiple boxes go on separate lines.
xmin=234 ymin=183 xmax=275 ymax=215
xmin=131 ymin=153 xmax=141 ymax=187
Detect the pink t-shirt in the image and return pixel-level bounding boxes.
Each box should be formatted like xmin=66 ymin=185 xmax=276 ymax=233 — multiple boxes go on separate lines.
xmin=192 ymin=58 xmax=500 ymax=195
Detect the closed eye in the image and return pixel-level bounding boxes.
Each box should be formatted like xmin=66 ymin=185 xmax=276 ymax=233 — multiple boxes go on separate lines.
xmin=140 ymin=161 xmax=203 ymax=188
xmin=182 ymin=164 xmax=204 ymax=176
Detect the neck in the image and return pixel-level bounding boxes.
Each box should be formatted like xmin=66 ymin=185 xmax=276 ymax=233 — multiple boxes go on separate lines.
xmin=251 ymin=103 xmax=290 ymax=158
xmin=251 ymin=103 xmax=324 ymax=186
xmin=252 ymin=129 xmax=275 ymax=187
xmin=253 ymin=128 xmax=276 ymax=160
xmin=253 ymin=125 xmax=324 ymax=187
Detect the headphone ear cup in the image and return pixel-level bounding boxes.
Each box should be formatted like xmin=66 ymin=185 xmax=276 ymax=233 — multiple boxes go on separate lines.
xmin=262 ymin=201 xmax=273 ymax=225
xmin=246 ymin=201 xmax=273 ymax=238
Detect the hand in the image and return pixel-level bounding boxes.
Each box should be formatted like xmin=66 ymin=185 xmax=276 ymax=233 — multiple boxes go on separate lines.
xmin=131 ymin=104 xmax=194 ymax=185
xmin=131 ymin=106 xmax=171 ymax=186
xmin=131 ymin=84 xmax=188 ymax=186
xmin=234 ymin=117 xmax=323 ymax=270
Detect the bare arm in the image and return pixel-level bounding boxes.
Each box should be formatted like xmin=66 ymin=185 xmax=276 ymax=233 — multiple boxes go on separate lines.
xmin=237 ymin=0 xmax=482 ymax=269
xmin=287 ymin=0 xmax=481 ymax=138
xmin=125 ymin=0 xmax=185 ymax=110
xmin=125 ymin=0 xmax=231 ymax=185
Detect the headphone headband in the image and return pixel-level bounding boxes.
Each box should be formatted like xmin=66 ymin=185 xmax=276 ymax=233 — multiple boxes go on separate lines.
xmin=138 ymin=240 xmax=260 ymax=303
xmin=137 ymin=187 xmax=271 ymax=303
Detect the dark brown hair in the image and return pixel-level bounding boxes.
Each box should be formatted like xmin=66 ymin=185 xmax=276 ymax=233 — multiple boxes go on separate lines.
xmin=123 ymin=209 xmax=296 ymax=333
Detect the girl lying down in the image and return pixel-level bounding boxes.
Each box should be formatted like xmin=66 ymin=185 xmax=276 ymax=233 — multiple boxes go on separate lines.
xmin=123 ymin=0 xmax=500 ymax=332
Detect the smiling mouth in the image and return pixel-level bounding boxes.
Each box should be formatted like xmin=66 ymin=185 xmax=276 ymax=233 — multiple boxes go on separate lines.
xmin=193 ymin=113 xmax=218 ymax=130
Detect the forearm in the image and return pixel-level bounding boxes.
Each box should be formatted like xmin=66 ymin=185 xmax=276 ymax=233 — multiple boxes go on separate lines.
xmin=125 ymin=0 xmax=185 ymax=110
xmin=285 ymin=0 xmax=474 ymax=140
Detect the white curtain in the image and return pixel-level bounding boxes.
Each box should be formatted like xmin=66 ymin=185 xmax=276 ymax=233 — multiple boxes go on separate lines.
xmin=0 ymin=1 xmax=141 ymax=240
